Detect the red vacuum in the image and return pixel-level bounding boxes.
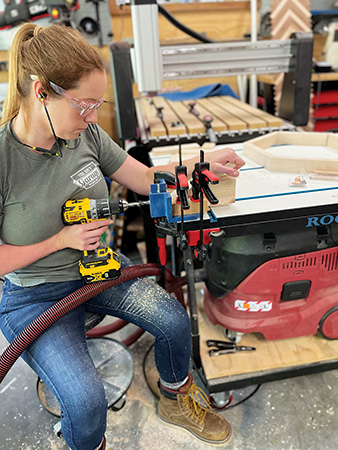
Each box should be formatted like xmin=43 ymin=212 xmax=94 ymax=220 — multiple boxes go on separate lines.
xmin=203 ymin=227 xmax=338 ymax=340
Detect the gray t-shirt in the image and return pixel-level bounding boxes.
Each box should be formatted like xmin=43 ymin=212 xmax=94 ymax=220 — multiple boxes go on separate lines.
xmin=0 ymin=122 xmax=128 ymax=286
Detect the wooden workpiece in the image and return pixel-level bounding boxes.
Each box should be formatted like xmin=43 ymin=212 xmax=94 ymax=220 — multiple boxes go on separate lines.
xmin=150 ymin=143 xmax=237 ymax=207
xmin=210 ymin=174 xmax=236 ymax=205
xmin=243 ymin=131 xmax=338 ymax=173
xmin=170 ymin=172 xmax=236 ymax=217
xmin=171 ymin=189 xmax=208 ymax=217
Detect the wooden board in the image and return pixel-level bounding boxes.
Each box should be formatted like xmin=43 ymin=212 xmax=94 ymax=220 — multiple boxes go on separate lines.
xmin=210 ymin=174 xmax=236 ymax=205
xmin=170 ymin=172 xmax=236 ymax=212
xmin=208 ymin=96 xmax=267 ymax=129
xmin=219 ymin=96 xmax=284 ymax=128
xmin=138 ymin=97 xmax=167 ymax=137
xmin=198 ymin=295 xmax=338 ymax=382
xmin=197 ymin=98 xmax=246 ymax=130
xmin=138 ymin=95 xmax=284 ymax=141
xmin=166 ymin=99 xmax=205 ymax=135
xmin=171 ymin=189 xmax=208 ymax=217
xmin=243 ymin=131 xmax=338 ymax=173
xmin=182 ymin=100 xmax=228 ymax=132
xmin=151 ymin=96 xmax=187 ymax=136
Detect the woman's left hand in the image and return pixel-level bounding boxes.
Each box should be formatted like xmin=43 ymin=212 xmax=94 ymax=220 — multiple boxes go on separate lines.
xmin=209 ymin=147 xmax=245 ymax=177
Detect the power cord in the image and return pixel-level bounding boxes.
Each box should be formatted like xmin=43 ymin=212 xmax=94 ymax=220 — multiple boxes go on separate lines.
xmin=158 ymin=4 xmax=215 ymax=44
xmin=142 ymin=341 xmax=262 ymax=411
xmin=142 ymin=341 xmax=156 ymax=396
xmin=209 ymin=384 xmax=261 ymax=411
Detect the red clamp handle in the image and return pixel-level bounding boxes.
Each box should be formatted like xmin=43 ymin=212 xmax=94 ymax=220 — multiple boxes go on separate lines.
xmin=157 ymin=237 xmax=167 ymax=266
xmin=201 ymin=168 xmax=219 ymax=184
xmin=177 ymin=172 xmax=189 ymax=188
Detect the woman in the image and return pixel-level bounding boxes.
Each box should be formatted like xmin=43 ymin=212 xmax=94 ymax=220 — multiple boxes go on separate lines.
xmin=0 ymin=23 xmax=245 ymax=450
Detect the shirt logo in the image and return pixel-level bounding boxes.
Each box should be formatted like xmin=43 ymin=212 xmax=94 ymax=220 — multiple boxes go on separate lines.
xmin=71 ymin=162 xmax=102 ymax=190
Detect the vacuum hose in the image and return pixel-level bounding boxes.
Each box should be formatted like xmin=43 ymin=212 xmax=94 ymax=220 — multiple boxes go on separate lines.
xmin=0 ymin=264 xmax=186 ymax=385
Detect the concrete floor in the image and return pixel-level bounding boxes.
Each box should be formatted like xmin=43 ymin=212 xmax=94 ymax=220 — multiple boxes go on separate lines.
xmin=2 ymin=280 xmax=338 ymax=450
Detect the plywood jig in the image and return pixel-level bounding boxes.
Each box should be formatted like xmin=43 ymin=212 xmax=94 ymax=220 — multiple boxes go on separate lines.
xmin=243 ymin=131 xmax=338 ymax=173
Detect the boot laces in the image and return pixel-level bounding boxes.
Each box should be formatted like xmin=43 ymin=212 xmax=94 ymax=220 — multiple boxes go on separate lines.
xmin=182 ymin=383 xmax=212 ymax=425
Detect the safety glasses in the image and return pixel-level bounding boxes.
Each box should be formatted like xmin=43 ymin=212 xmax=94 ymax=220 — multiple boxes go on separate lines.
xmin=49 ymin=81 xmax=105 ymax=117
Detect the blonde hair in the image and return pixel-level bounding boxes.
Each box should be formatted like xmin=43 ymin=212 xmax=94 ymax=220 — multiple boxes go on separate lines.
xmin=1 ymin=23 xmax=105 ymax=126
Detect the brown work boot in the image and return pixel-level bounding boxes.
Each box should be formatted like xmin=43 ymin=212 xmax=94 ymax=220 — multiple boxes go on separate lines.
xmin=158 ymin=374 xmax=232 ymax=445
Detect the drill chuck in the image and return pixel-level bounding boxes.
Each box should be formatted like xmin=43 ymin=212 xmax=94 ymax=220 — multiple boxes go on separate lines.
xmin=89 ymin=198 xmax=111 ymax=220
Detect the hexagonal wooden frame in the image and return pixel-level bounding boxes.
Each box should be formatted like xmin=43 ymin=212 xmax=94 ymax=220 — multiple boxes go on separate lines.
xmin=243 ymin=131 xmax=338 ymax=173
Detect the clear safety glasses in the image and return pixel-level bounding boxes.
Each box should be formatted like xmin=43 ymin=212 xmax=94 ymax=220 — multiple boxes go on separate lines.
xmin=49 ymin=81 xmax=105 ymax=117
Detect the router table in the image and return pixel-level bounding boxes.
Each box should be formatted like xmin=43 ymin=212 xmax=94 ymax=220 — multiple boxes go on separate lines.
xmin=150 ymin=140 xmax=338 ymax=394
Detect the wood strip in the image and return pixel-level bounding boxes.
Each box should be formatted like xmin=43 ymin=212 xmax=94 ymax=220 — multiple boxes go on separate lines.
xmin=166 ymin=99 xmax=205 ymax=135
xmin=151 ymin=96 xmax=187 ymax=136
xmin=197 ymin=98 xmax=247 ymax=130
xmin=182 ymin=100 xmax=227 ymax=132
xmin=208 ymin=97 xmax=266 ymax=129
xmin=171 ymin=189 xmax=208 ymax=217
xmin=243 ymin=131 xmax=338 ymax=173
xmin=219 ymin=96 xmax=284 ymax=128
xmin=138 ymin=97 xmax=167 ymax=138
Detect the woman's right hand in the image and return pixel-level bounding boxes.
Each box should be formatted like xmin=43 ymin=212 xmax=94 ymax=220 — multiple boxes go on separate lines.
xmin=55 ymin=219 xmax=114 ymax=251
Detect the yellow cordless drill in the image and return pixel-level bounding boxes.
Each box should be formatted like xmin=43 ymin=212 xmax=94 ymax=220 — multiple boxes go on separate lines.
xmin=62 ymin=198 xmax=149 ymax=283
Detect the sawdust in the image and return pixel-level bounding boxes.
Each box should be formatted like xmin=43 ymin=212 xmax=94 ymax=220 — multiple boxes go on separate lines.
xmin=47 ymin=436 xmax=64 ymax=450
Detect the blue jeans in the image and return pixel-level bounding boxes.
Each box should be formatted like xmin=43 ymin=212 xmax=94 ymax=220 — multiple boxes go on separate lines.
xmin=0 ymin=255 xmax=191 ymax=450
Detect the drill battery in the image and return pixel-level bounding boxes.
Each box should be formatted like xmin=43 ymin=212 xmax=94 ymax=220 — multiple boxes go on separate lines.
xmin=79 ymin=244 xmax=121 ymax=284
xmin=62 ymin=198 xmax=121 ymax=284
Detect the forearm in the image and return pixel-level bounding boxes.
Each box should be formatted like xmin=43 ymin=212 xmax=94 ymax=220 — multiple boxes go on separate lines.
xmin=0 ymin=219 xmax=113 ymax=277
xmin=112 ymin=148 xmax=244 ymax=197
xmin=0 ymin=234 xmax=62 ymax=277
xmin=146 ymin=149 xmax=241 ymax=185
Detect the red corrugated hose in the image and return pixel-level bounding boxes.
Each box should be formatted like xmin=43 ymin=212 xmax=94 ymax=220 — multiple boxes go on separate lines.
xmin=0 ymin=264 xmax=186 ymax=384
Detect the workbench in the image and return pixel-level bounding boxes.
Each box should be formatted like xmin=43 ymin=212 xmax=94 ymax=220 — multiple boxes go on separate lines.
xmin=150 ymin=138 xmax=338 ymax=394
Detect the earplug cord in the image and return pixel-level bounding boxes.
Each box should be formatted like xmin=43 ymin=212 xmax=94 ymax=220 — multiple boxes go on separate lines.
xmin=19 ymin=93 xmax=63 ymax=157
